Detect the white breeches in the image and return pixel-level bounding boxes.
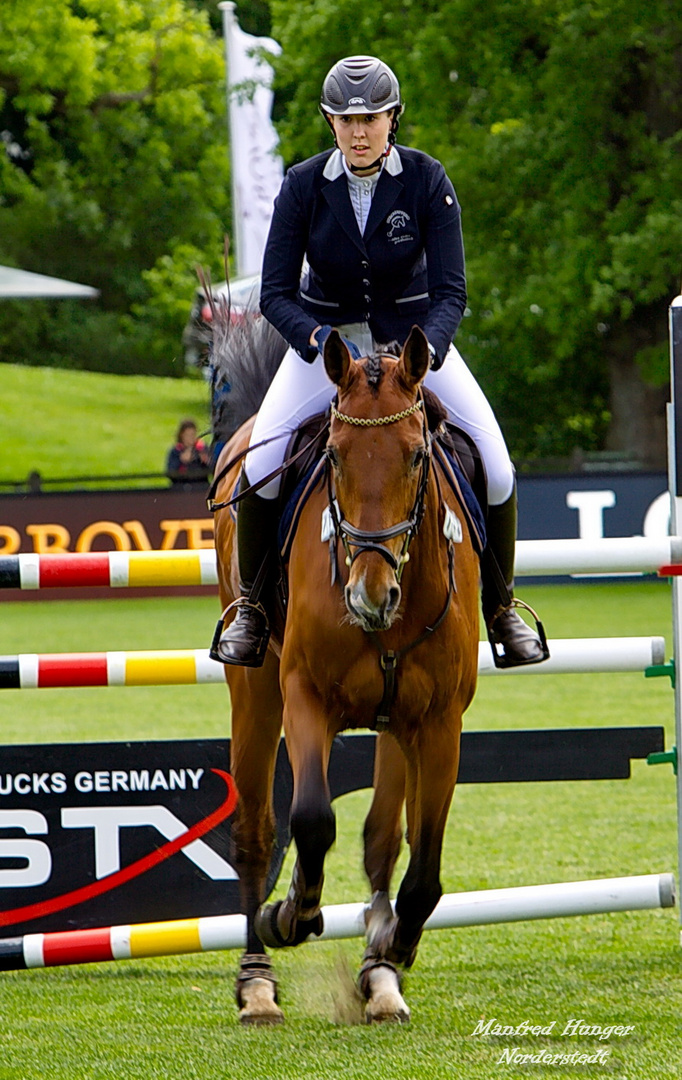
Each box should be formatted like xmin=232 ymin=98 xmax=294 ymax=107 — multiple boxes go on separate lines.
xmin=247 ymin=329 xmax=515 ymax=506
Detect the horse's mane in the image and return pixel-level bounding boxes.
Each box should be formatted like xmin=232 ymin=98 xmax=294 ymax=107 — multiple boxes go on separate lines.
xmin=209 ymin=303 xmax=288 ymax=443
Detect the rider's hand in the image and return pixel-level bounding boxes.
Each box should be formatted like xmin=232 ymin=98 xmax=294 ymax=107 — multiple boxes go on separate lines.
xmin=313 ymin=325 xmax=362 ymax=360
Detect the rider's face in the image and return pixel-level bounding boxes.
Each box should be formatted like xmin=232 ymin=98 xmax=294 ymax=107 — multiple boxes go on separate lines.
xmin=330 ymin=111 xmax=393 ymax=173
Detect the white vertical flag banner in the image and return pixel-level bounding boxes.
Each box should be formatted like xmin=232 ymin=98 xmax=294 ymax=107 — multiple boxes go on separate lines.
xmin=219 ymin=2 xmax=284 ymax=277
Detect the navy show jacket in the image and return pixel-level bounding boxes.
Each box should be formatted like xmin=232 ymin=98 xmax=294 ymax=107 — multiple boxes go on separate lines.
xmin=259 ymin=145 xmax=467 ymax=368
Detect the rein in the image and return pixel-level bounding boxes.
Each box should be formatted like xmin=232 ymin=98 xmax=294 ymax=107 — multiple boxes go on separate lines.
xmin=206 ymin=423 xmax=330 ymax=513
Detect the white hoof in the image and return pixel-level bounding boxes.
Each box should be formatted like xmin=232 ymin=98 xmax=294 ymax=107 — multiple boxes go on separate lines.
xmin=364 ymin=966 xmax=410 ymax=1024
xmin=238 ymin=977 xmax=284 ymax=1026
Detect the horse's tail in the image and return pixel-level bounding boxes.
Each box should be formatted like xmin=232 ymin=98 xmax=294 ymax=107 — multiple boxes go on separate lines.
xmin=208 ymin=295 xmax=288 ymax=444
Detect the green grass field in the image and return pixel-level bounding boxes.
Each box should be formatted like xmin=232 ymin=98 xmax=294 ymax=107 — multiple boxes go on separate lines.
xmin=1 ymin=583 xmax=680 ymax=1078
xmin=0 ymin=365 xmax=210 ymax=487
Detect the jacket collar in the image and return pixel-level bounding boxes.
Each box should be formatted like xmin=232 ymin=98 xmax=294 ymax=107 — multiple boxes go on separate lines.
xmin=322 ymin=146 xmax=404 ymax=180
xmin=321 ymin=148 xmax=405 ymax=250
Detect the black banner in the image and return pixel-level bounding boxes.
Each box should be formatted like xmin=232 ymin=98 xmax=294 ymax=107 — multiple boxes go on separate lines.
xmin=0 ymin=729 xmax=663 ymax=936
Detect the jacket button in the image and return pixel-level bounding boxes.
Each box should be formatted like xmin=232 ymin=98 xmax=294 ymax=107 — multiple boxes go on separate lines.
xmin=364 ymin=295 xmax=371 ymax=303
xmin=361 ymin=260 xmax=369 ymax=269
xmin=363 ymin=279 xmax=370 ymax=287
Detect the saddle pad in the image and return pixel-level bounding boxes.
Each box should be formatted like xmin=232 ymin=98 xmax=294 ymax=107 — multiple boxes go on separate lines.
xmin=278 ymin=456 xmax=327 ymax=560
xmin=433 ymin=439 xmax=487 ymax=555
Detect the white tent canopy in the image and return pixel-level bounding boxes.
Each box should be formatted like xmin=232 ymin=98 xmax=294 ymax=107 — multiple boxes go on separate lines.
xmin=0 ymin=265 xmax=99 ymax=299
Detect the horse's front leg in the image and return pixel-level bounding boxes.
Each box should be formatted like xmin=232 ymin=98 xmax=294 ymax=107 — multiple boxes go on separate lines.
xmin=227 ymin=654 xmax=285 ymax=1025
xmin=364 ymin=732 xmax=406 ymax=902
xmin=361 ymin=718 xmax=461 ymax=1022
xmin=256 ymin=671 xmax=336 ymax=949
xmin=359 ymin=731 xmax=411 ymax=1023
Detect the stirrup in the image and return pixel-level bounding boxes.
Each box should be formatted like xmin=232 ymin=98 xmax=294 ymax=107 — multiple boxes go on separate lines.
xmin=209 ymin=597 xmax=270 ymax=668
xmin=487 ymin=598 xmax=550 ymax=669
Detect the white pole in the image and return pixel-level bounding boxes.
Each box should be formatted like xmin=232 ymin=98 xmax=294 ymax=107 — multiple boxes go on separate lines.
xmin=322 ymin=873 xmax=675 ymax=939
xmin=477 ymin=636 xmax=665 ymax=676
xmin=667 ymin=294 xmax=682 ymax=944
xmin=514 ymin=535 xmax=682 ymax=576
xmin=21 ymin=874 xmax=676 ymax=967
xmin=3 ymin=637 xmax=666 ymax=690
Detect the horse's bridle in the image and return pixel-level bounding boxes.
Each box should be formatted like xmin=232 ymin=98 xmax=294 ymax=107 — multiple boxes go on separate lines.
xmin=325 ymin=394 xmax=431 ymax=582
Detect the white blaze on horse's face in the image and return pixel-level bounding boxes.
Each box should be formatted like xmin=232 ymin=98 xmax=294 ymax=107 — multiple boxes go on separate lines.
xmin=323 ymin=330 xmax=431 ymax=634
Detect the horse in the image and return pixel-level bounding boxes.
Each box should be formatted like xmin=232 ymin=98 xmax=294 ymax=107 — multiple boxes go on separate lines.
xmin=211 ymin=324 xmax=480 ymax=1024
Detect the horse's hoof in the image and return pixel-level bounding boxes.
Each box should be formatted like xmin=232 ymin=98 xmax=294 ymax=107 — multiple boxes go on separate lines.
xmin=255 ymin=900 xmax=324 ymax=948
xmin=255 ymin=901 xmax=289 ymax=948
xmin=236 ymin=952 xmax=283 ymax=1025
xmin=362 ymin=964 xmax=410 ymax=1024
xmin=238 ymin=977 xmax=285 ymax=1026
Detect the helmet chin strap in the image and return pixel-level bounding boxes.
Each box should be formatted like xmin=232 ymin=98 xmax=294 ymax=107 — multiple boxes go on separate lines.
xmin=347 ymin=141 xmax=396 ymax=174
xmin=347 ymin=145 xmax=390 ymax=174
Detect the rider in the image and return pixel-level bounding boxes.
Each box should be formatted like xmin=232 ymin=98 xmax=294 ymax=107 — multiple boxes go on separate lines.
xmin=216 ymin=54 xmax=546 ymax=670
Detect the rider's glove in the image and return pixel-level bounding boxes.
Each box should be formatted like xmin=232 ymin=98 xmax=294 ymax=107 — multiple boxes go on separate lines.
xmin=312 ymin=325 xmax=363 ymax=361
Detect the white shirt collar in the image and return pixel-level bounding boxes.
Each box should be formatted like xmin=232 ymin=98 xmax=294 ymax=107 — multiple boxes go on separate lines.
xmin=322 ymin=146 xmax=403 ymax=180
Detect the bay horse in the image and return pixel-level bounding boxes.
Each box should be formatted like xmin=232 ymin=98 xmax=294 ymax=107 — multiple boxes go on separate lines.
xmin=212 ymin=326 xmax=480 ymax=1023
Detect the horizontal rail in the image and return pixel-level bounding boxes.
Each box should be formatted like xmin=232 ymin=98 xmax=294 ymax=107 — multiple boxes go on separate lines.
xmin=2 ymin=537 xmax=681 ymax=591
xmin=514 ymin=536 xmax=682 ymax=576
xmin=0 ymin=638 xmax=666 ymax=689
xmin=0 ymin=550 xmax=218 ymax=589
xmin=0 ymin=873 xmax=673 ymax=971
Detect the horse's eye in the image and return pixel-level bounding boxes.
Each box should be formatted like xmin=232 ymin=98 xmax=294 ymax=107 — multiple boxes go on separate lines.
xmin=327 ymin=447 xmax=340 ymax=469
xmin=410 ymin=448 xmax=425 ymax=470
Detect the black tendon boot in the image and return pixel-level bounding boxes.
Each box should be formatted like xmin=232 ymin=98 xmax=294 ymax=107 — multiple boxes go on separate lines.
xmin=482 ymin=485 xmax=549 ymax=668
xmin=211 ymin=473 xmax=279 ymax=667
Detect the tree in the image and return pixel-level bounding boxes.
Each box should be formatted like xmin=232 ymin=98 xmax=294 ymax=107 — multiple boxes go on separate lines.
xmin=0 ymin=0 xmax=231 ymax=375
xmin=269 ymin=0 xmax=682 ymax=466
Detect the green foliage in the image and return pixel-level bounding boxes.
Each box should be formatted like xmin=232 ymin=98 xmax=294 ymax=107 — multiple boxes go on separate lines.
xmin=269 ymin=0 xmax=682 ymax=460
xmin=0 ymin=0 xmax=230 ymax=375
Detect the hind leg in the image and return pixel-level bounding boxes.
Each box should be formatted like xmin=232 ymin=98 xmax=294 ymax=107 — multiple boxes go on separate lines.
xmin=361 ymin=733 xmax=410 ymax=1023
xmin=227 ymin=652 xmax=285 ymax=1024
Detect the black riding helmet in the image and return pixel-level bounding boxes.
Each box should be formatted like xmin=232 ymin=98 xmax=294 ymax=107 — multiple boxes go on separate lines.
xmin=320 ymin=56 xmax=403 ymax=170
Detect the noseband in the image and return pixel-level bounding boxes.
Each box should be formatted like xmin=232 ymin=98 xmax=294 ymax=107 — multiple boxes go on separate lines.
xmin=326 ymin=395 xmax=430 ymax=582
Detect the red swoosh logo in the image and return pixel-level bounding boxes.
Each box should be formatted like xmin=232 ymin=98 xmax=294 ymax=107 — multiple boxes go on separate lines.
xmin=0 ymin=768 xmax=238 ymax=929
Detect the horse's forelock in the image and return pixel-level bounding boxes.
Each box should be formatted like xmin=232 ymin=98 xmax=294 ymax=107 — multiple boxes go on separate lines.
xmin=362 ymin=342 xmax=401 ymax=393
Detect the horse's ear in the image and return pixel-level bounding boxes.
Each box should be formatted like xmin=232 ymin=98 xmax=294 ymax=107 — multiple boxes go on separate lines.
xmin=399 ymin=325 xmax=430 ymax=390
xmin=323 ymin=329 xmax=352 ymax=389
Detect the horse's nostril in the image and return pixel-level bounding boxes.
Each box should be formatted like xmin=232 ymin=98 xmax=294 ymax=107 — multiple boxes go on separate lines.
xmin=387 ymin=586 xmax=401 ymax=613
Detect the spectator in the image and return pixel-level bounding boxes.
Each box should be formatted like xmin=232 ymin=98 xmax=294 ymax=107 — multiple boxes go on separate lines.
xmin=166 ymin=419 xmax=211 ymax=486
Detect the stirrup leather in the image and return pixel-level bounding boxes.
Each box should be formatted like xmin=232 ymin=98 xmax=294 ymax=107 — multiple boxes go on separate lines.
xmin=487 ymin=597 xmax=550 ymax=669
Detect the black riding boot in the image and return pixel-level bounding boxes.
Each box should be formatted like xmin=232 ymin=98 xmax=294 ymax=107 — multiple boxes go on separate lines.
xmin=481 ymin=484 xmax=549 ymax=668
xmin=212 ymin=473 xmax=278 ymax=668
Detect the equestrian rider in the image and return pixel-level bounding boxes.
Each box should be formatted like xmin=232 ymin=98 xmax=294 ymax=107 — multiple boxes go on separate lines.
xmin=217 ymin=55 xmax=546 ymax=670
